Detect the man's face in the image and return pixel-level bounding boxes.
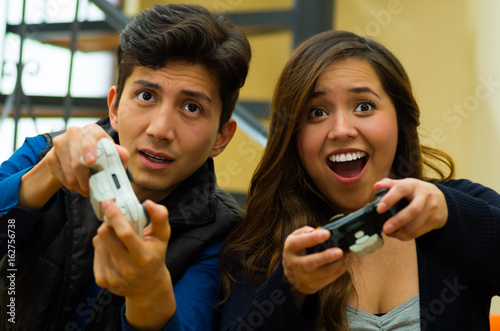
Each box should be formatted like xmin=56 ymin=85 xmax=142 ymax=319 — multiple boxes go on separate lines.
xmin=108 ymin=61 xmax=234 ymax=202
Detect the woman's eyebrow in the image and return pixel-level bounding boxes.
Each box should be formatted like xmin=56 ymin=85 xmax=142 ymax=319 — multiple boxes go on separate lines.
xmin=348 ymin=87 xmax=381 ymax=99
xmin=311 ymin=87 xmax=381 ymax=100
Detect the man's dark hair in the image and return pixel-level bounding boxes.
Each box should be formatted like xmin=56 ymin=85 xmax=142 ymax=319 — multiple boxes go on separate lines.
xmin=115 ymin=3 xmax=251 ymax=130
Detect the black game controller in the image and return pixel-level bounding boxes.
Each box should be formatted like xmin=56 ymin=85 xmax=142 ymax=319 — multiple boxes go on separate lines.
xmin=308 ymin=189 xmax=408 ymax=256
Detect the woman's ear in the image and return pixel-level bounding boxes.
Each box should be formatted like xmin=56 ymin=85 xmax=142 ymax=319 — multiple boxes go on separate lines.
xmin=108 ymin=86 xmax=119 ymax=131
xmin=209 ymin=118 xmax=237 ymax=158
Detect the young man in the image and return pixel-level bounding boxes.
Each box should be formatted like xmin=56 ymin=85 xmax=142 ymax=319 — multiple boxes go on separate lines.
xmin=0 ymin=4 xmax=251 ymax=330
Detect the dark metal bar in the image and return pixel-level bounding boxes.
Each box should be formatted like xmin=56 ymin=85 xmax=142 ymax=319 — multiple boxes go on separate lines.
xmin=63 ymin=0 xmax=81 ymax=127
xmin=12 ymin=0 xmax=28 ymax=151
xmin=238 ymin=101 xmax=270 ymax=118
xmin=0 ymin=94 xmax=106 ymax=108
xmin=89 ymin=0 xmax=129 ymax=30
xmin=6 ymin=21 xmax=115 ymax=35
xmin=233 ymin=104 xmax=268 ymax=147
xmin=292 ymin=0 xmax=334 ymax=47
xmin=226 ymin=10 xmax=292 ymax=29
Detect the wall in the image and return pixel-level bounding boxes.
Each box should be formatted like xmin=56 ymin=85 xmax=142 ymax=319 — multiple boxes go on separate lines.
xmin=335 ymin=0 xmax=499 ymax=315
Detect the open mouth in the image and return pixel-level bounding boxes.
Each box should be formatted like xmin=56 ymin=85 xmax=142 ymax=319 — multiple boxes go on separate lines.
xmin=139 ymin=151 xmax=171 ymax=163
xmin=327 ymin=151 xmax=367 ymax=178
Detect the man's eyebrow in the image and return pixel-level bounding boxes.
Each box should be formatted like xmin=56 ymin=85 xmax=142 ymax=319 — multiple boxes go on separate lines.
xmin=131 ymin=79 xmax=162 ymax=91
xmin=130 ymin=81 xmax=212 ymax=105
xmin=181 ymin=89 xmax=212 ymax=105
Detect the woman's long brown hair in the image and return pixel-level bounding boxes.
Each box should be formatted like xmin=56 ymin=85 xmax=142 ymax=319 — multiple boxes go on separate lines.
xmin=220 ymin=30 xmax=455 ymax=330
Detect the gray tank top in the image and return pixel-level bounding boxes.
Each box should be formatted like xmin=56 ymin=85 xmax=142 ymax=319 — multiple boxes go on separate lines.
xmin=346 ymin=294 xmax=420 ymax=330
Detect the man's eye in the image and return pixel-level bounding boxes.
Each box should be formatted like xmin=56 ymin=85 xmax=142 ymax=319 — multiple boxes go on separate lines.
xmin=185 ymin=103 xmax=201 ymax=113
xmin=308 ymin=108 xmax=327 ymax=118
xmin=138 ymin=91 xmax=156 ymax=102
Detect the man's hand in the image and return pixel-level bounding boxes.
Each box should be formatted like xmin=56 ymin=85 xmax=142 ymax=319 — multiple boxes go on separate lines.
xmin=18 ymin=124 xmax=128 ymax=211
xmin=93 ymin=199 xmax=175 ymax=330
xmin=46 ymin=124 xmax=129 ymax=197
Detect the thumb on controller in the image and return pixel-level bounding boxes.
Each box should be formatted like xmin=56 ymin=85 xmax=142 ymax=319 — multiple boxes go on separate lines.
xmin=142 ymin=200 xmax=171 ymax=243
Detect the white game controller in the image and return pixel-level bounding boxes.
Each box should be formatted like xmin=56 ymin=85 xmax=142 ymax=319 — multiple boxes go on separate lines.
xmin=86 ymin=138 xmax=149 ymax=237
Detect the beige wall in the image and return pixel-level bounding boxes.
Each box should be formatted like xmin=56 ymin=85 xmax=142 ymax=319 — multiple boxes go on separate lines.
xmin=335 ymin=0 xmax=500 ymax=193
xmin=334 ymin=0 xmax=499 ymax=314
xmin=336 ymin=0 xmax=477 ymax=181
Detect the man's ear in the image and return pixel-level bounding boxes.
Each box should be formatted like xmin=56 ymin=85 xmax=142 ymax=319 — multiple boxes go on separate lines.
xmin=209 ymin=118 xmax=237 ymax=158
xmin=108 ymin=86 xmax=119 ymax=132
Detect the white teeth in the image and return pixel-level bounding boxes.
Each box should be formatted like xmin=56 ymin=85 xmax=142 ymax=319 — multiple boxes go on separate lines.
xmin=144 ymin=152 xmax=167 ymax=162
xmin=329 ymin=151 xmax=366 ymax=163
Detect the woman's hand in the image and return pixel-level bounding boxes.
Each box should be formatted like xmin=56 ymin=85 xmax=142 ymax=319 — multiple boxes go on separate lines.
xmin=282 ymin=226 xmax=348 ymax=309
xmin=375 ymin=178 xmax=448 ymax=241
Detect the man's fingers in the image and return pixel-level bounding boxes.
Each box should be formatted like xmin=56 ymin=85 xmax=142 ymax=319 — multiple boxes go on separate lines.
xmin=102 ymin=200 xmax=142 ymax=249
xmin=115 ymin=145 xmax=130 ymax=166
xmin=142 ymin=200 xmax=171 ymax=243
xmin=93 ymin=229 xmax=121 ymax=289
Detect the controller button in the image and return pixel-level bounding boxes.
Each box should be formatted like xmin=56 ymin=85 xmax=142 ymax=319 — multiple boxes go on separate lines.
xmin=96 ymin=146 xmax=103 ymax=157
xmin=355 ymin=230 xmax=365 ymax=239
xmin=350 ymin=234 xmax=384 ymax=256
xmin=120 ymin=206 xmax=127 ymax=216
xmin=101 ymin=139 xmax=115 ymax=155
xmin=128 ymin=200 xmax=139 ymax=221
xmin=101 ymin=181 xmax=111 ymax=194
xmin=363 ymin=234 xmax=378 ymax=246
xmin=355 ymin=235 xmax=369 ymax=245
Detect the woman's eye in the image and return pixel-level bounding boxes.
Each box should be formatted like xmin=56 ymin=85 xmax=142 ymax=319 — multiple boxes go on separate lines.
xmin=308 ymin=108 xmax=327 ymax=118
xmin=184 ymin=103 xmax=201 ymax=113
xmin=355 ymin=101 xmax=375 ymax=112
xmin=137 ymin=91 xmax=156 ymax=102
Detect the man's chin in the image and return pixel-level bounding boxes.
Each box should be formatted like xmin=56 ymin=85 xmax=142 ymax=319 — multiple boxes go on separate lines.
xmin=132 ymin=180 xmax=178 ymax=202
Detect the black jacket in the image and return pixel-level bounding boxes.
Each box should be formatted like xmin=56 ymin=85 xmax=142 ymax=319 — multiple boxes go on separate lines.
xmin=0 ymin=118 xmax=243 ymax=330
xmin=220 ymin=180 xmax=500 ymax=331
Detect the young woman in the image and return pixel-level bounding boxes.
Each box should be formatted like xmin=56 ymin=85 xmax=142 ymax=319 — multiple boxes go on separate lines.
xmin=219 ymin=30 xmax=500 ymax=330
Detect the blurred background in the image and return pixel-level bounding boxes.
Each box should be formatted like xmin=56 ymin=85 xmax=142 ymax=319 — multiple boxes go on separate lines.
xmin=0 ymin=0 xmax=498 ymax=314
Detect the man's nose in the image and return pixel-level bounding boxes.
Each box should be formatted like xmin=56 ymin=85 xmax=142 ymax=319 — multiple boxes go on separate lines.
xmin=145 ymin=106 xmax=176 ymax=141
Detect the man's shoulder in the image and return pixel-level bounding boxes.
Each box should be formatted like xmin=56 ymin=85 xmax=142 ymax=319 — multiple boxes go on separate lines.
xmin=213 ymin=188 xmax=244 ymax=223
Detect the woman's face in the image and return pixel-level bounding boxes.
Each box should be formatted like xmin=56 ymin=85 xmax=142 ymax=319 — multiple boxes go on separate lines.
xmin=296 ymin=57 xmax=398 ymax=214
